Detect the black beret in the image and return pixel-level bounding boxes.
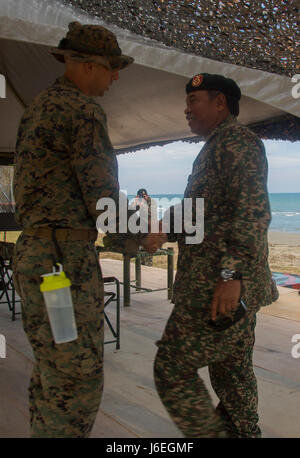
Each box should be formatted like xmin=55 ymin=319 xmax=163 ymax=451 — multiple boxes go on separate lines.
xmin=186 ymin=73 xmax=241 ymax=100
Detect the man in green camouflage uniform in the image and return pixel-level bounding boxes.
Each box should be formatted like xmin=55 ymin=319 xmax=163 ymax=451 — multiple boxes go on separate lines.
xmin=12 ymin=22 xmax=145 ymax=438
xmin=154 ymin=73 xmax=273 ymax=438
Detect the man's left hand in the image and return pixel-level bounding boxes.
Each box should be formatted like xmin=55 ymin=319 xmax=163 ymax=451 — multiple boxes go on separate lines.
xmin=211 ymin=279 xmax=241 ymax=320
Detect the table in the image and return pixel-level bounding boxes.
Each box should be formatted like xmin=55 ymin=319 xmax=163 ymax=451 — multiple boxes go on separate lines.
xmin=97 ymin=246 xmax=174 ymax=307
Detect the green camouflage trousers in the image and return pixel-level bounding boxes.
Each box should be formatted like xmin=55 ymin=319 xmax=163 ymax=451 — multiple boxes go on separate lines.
xmin=154 ymin=302 xmax=261 ymax=438
xmin=13 ymin=233 xmax=104 ymax=438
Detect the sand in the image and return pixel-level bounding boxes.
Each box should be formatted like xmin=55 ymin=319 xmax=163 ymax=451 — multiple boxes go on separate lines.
xmin=268 ymin=231 xmax=300 ymax=275
xmin=268 ymin=231 xmax=300 ymax=245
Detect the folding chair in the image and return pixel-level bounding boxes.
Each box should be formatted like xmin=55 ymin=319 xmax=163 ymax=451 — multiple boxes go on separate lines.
xmin=103 ymin=276 xmax=120 ymax=349
xmin=0 ymin=242 xmax=21 ymax=321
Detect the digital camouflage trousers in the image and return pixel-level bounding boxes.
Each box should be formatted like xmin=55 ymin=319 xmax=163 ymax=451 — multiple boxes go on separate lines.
xmin=154 ymin=301 xmax=261 ymax=438
xmin=13 ymin=233 xmax=104 ymax=438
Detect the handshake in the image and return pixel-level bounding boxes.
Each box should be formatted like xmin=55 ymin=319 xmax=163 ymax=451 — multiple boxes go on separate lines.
xmin=140 ymin=230 xmax=168 ymax=253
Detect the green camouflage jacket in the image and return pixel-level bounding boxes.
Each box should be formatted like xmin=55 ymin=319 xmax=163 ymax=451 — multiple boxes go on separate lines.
xmin=13 ymin=76 xmax=140 ymax=250
xmin=168 ymin=115 xmax=273 ymax=309
xmin=14 ymin=76 xmax=119 ymax=229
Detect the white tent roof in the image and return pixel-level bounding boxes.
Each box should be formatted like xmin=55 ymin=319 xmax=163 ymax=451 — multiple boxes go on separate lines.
xmin=0 ymin=0 xmax=299 ymax=163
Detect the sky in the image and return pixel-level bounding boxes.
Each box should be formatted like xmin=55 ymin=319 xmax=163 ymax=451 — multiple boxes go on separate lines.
xmin=118 ymin=139 xmax=300 ymax=195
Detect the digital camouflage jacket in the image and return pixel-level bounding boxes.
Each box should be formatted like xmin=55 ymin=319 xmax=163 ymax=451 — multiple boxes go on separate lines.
xmin=13 ymin=76 xmax=141 ymax=250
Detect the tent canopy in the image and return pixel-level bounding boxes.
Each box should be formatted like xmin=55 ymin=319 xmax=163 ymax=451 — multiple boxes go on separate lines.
xmin=0 ymin=0 xmax=299 ymax=165
xmin=65 ymin=0 xmax=299 ymax=78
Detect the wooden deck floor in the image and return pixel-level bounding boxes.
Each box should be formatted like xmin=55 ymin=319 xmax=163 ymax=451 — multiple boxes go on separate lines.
xmin=0 ymin=258 xmax=299 ymax=438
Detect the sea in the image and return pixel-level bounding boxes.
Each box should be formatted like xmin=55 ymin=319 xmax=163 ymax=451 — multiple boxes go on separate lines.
xmin=128 ymin=192 xmax=300 ymax=233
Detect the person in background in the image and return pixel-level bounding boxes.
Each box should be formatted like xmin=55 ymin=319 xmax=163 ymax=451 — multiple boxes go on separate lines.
xmin=135 ymin=188 xmax=157 ymax=266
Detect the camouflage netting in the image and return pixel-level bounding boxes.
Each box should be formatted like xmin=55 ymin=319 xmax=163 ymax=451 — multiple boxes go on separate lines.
xmin=249 ymin=114 xmax=300 ymax=141
xmin=64 ymin=0 xmax=299 ymax=77
xmin=115 ymin=113 xmax=300 ymax=154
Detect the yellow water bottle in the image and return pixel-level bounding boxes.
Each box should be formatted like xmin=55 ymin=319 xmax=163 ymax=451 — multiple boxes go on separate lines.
xmin=40 ymin=264 xmax=78 ymax=344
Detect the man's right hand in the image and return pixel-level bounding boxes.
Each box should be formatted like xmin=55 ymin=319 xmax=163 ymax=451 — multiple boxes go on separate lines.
xmin=211 ymin=279 xmax=241 ymax=320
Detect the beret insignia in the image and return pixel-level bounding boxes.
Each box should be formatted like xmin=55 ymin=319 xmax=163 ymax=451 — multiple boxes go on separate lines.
xmin=192 ymin=75 xmax=203 ymax=88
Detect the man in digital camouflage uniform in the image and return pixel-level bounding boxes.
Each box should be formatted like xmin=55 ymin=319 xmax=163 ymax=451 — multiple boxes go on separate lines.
xmin=12 ymin=22 xmax=148 ymax=438
xmin=154 ymin=73 xmax=273 ymax=438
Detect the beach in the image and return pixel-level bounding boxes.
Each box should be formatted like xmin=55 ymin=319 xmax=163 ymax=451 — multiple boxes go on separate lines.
xmin=268 ymin=231 xmax=300 ymax=275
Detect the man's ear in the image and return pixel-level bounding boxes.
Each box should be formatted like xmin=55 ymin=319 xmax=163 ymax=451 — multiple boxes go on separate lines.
xmin=215 ymin=92 xmax=227 ymax=111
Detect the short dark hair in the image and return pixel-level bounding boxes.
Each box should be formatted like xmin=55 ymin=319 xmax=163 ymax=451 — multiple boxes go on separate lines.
xmin=208 ymin=90 xmax=240 ymax=117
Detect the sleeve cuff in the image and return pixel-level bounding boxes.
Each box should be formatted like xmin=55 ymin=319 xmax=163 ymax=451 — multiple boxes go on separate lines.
xmin=219 ymin=255 xmax=245 ymax=273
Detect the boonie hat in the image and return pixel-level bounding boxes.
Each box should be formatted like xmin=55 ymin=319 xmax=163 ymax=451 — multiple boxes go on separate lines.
xmin=186 ymin=73 xmax=241 ymax=100
xmin=51 ymin=21 xmax=134 ymax=70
